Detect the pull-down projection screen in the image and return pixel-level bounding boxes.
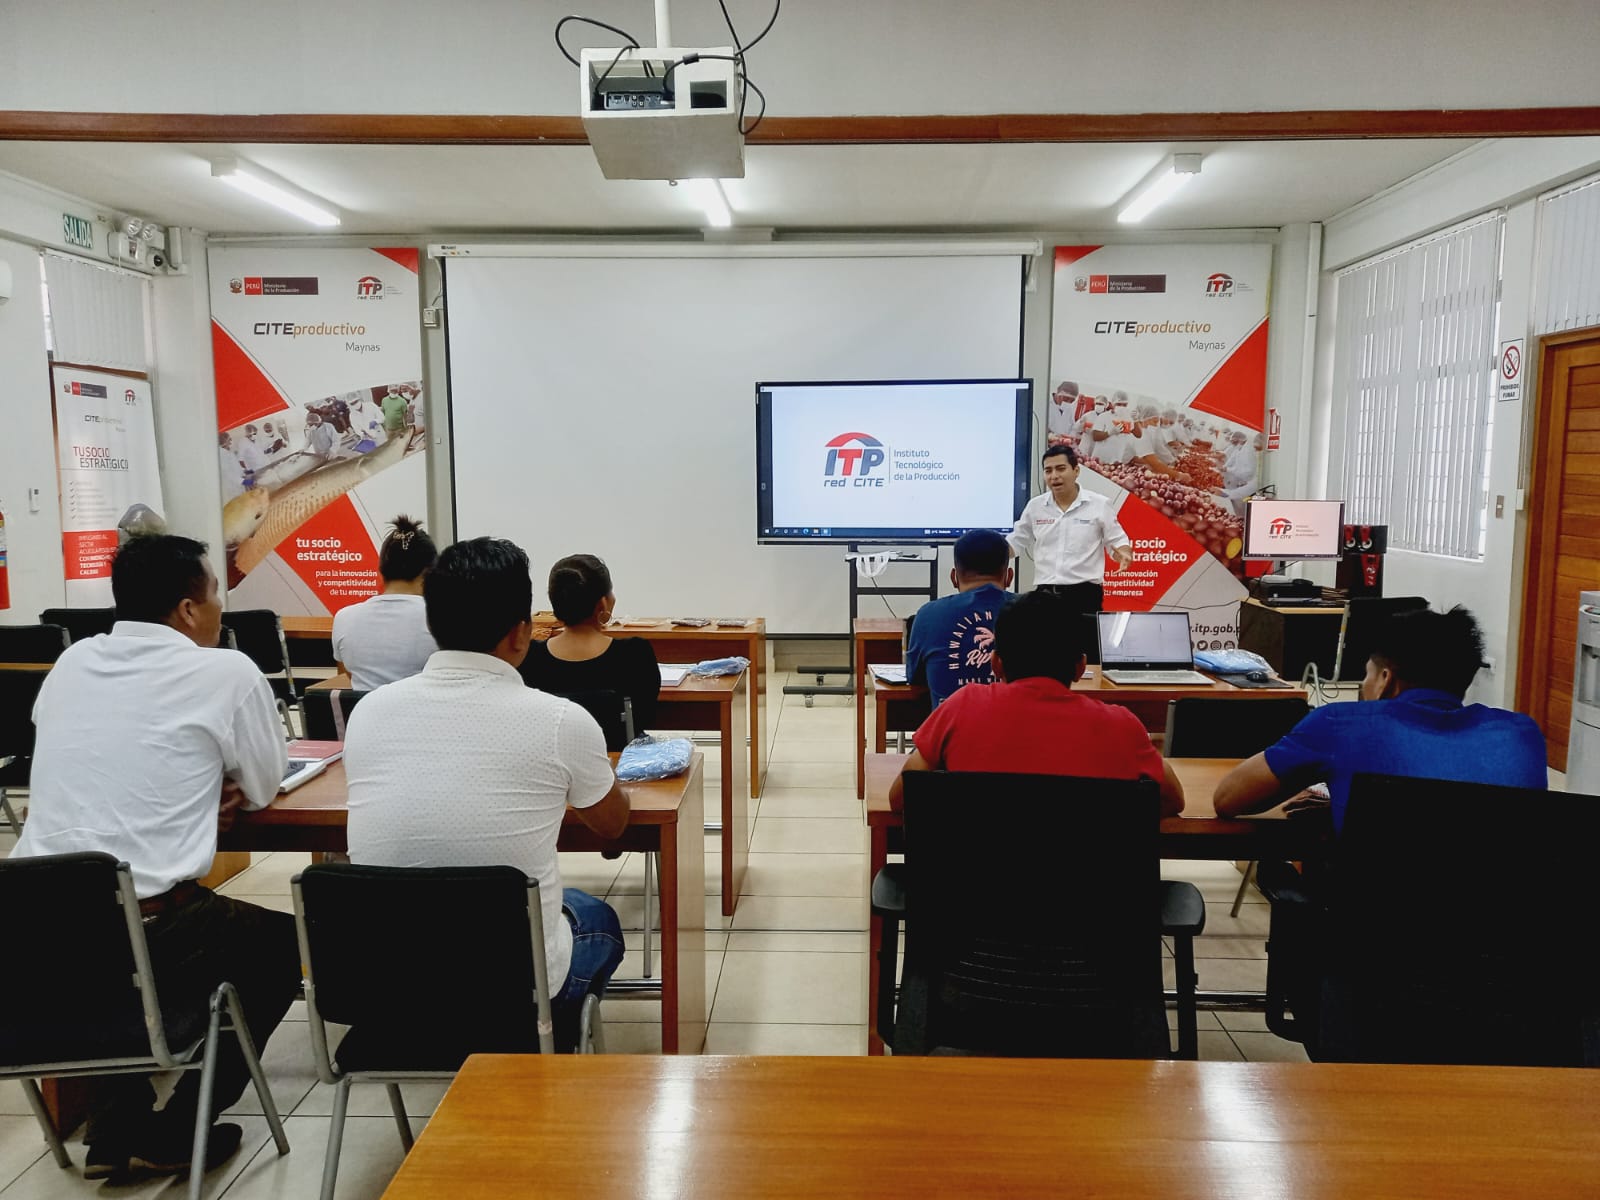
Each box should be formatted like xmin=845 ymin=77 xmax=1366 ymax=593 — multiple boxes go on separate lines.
xmin=444 ymin=250 xmax=1025 ymax=632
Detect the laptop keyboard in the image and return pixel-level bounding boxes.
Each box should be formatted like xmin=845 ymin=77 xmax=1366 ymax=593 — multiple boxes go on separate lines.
xmin=1101 ymin=669 xmax=1214 ymax=686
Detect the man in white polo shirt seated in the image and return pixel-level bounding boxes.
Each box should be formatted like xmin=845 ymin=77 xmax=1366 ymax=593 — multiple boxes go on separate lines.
xmin=1009 ymin=442 xmax=1133 ymax=616
xmin=343 ymin=535 xmax=629 ymax=1053
xmin=13 ymin=534 xmax=297 ymax=1182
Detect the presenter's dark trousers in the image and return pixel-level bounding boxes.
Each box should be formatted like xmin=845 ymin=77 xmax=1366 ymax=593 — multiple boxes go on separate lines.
xmin=1033 ymin=582 xmax=1104 ymax=663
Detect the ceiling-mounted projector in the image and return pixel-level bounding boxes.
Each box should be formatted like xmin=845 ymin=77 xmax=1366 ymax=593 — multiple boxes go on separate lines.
xmin=579 ymin=46 xmax=744 ymax=180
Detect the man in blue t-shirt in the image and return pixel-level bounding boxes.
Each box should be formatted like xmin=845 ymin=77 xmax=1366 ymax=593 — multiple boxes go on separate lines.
xmin=904 ymin=529 xmax=1013 ymax=707
xmin=1214 ymin=605 xmax=1546 ymax=829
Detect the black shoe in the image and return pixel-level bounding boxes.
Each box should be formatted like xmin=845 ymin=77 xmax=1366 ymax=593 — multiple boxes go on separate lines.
xmin=83 ymin=1141 xmax=129 ymax=1182
xmin=127 ymin=1122 xmax=245 ymax=1177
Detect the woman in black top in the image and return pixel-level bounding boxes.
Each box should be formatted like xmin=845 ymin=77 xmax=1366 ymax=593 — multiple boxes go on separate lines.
xmin=519 ymin=554 xmax=659 ymax=748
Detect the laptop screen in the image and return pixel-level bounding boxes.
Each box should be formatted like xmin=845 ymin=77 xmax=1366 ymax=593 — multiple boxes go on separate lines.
xmin=1096 ymin=611 xmax=1193 ymax=668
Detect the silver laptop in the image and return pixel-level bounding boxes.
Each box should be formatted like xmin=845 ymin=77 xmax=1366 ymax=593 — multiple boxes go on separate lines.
xmin=1096 ymin=611 xmax=1214 ymax=686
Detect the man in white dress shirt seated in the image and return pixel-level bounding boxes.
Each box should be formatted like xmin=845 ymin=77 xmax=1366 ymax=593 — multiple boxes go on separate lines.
xmin=342 ymin=536 xmax=629 ymax=1053
xmin=12 ymin=535 xmax=297 ymax=1182
xmin=1009 ymin=443 xmax=1134 ymax=662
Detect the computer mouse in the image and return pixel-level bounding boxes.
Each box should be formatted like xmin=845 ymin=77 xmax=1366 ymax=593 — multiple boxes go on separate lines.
xmin=1246 ymin=670 xmax=1268 ymax=683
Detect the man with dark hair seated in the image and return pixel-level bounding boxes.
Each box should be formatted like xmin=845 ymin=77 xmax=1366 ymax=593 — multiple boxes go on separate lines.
xmin=903 ymin=529 xmax=1013 ymax=708
xmin=343 ymin=536 xmax=629 ymax=1051
xmin=889 ymin=590 xmax=1184 ymax=814
xmin=1213 ymin=605 xmax=1546 ymax=1042
xmin=13 ymin=535 xmax=296 ymax=1181
xmin=1214 ymin=605 xmax=1546 ymax=827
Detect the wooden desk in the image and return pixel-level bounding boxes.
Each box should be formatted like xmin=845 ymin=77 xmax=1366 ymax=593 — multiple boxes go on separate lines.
xmin=862 ymin=670 xmax=1308 ymax=798
xmin=288 ymin=613 xmax=768 ymax=798
xmin=863 ymin=753 xmax=1320 ymax=1054
xmin=308 ymin=670 xmax=751 ymax=915
xmin=381 ymin=1055 xmax=1600 ymax=1200
xmin=225 ymin=757 xmax=708 ymax=1054
xmin=537 ymin=616 xmax=769 ymax=800
xmin=279 ymin=615 xmax=333 ymax=639
xmin=853 ymin=617 xmax=907 ymax=797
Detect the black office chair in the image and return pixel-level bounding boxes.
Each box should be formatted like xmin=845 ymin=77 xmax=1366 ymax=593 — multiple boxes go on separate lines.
xmin=38 ymin=607 xmax=115 ymax=644
xmin=293 ymin=863 xmax=595 ymax=1200
xmin=0 ymin=853 xmax=289 ymax=1195
xmin=1164 ymin=695 xmax=1313 ymax=915
xmin=873 ymin=771 xmax=1200 ymax=1058
xmin=219 ymin=610 xmax=299 ymax=734
xmin=1267 ymin=773 xmax=1600 ymax=1066
xmin=1331 ymin=596 xmax=1430 ymax=683
xmin=0 ymin=668 xmax=48 ymax=838
xmin=0 ymin=623 xmax=70 ymax=664
xmin=299 ymin=687 xmax=371 ymax=741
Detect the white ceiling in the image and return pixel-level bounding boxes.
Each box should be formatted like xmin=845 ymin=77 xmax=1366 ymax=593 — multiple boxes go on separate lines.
xmin=0 ymin=138 xmax=1478 ymax=236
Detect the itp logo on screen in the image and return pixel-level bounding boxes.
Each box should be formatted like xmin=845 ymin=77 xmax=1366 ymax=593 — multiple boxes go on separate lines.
xmin=823 ymin=432 xmax=886 ymax=488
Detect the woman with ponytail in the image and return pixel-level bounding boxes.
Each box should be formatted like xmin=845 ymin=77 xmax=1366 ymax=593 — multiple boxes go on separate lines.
xmin=519 ymin=554 xmax=659 ymax=745
xmin=331 ymin=515 xmax=439 ymax=690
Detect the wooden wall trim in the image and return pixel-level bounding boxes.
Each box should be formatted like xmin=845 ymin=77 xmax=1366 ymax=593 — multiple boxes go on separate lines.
xmin=2 ymin=108 xmax=1599 ymax=146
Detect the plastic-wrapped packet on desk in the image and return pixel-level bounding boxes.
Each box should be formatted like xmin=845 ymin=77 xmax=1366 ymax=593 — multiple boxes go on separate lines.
xmin=689 ymin=656 xmax=750 ymax=677
xmin=617 ymin=735 xmax=694 ymax=782
xmin=1192 ymin=648 xmax=1273 ymax=675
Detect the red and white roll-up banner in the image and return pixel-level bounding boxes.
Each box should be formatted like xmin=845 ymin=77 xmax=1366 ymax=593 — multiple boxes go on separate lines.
xmin=51 ymin=367 xmax=166 ymax=606
xmin=1049 ymin=244 xmax=1271 ymax=650
xmin=209 ymin=247 xmax=426 ymax=615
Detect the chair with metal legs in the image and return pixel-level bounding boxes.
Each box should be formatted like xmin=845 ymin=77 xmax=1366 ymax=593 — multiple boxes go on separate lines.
xmin=0 ymin=853 xmax=290 ymax=1199
xmin=293 ymin=863 xmax=601 ymax=1200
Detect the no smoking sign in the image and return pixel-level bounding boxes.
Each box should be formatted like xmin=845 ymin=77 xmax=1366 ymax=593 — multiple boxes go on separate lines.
xmin=1498 ymin=338 xmax=1524 ymax=403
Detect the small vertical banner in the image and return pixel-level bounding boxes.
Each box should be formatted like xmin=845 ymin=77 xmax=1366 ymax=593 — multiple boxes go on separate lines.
xmin=1266 ymin=407 xmax=1282 ymax=450
xmin=50 ymin=368 xmax=166 ymax=606
xmin=0 ymin=508 xmax=10 ymax=611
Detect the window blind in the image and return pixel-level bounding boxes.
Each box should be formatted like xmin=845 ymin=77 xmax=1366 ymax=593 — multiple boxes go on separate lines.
xmin=1334 ymin=214 xmax=1502 ymax=559
xmin=42 ymin=251 xmax=150 ymax=374
xmin=1534 ymin=172 xmax=1600 ymax=336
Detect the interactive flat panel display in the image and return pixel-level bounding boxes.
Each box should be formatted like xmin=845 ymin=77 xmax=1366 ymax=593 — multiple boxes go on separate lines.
xmin=756 ymin=379 xmax=1032 ymax=544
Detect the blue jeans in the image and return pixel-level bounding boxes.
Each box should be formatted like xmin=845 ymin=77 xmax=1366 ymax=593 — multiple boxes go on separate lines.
xmin=552 ymin=888 xmax=624 ymax=1050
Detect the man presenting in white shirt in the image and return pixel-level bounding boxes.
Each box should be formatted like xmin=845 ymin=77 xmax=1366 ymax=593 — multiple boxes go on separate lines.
xmin=343 ymin=536 xmax=629 ymax=1053
xmin=13 ymin=535 xmax=296 ymax=1182
xmin=1009 ymin=443 xmax=1133 ymax=619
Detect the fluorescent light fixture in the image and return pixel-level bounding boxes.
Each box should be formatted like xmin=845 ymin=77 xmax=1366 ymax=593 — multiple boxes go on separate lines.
xmin=1116 ymin=153 xmax=1202 ymax=225
xmin=680 ymin=178 xmax=733 ymax=228
xmin=211 ymin=157 xmax=341 ymax=227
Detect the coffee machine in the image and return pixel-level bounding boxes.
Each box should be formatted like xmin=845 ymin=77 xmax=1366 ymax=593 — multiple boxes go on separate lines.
xmin=1336 ymin=524 xmax=1387 ymax=598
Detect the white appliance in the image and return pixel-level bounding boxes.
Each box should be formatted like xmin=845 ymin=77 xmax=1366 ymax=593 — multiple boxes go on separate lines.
xmin=1565 ymin=590 xmax=1600 ymax=792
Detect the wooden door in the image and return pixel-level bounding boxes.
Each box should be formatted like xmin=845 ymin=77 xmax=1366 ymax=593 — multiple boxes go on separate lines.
xmin=1518 ymin=330 xmax=1600 ymax=770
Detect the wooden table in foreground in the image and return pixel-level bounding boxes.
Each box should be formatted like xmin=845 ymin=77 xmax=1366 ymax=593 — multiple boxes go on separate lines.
xmin=286 ymin=613 xmax=769 ymax=800
xmin=223 ymin=756 xmax=708 ymax=1054
xmin=308 ymin=668 xmax=752 ymax=915
xmin=381 ymin=1054 xmax=1600 ymax=1200
xmin=862 ymin=753 xmax=1321 ymax=1054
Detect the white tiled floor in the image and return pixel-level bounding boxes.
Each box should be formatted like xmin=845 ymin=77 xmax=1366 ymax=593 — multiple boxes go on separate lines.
xmin=0 ymin=666 xmax=1309 ymax=1198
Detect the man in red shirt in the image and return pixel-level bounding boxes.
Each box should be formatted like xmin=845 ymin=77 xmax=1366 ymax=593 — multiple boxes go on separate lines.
xmin=888 ymin=590 xmax=1185 ymax=815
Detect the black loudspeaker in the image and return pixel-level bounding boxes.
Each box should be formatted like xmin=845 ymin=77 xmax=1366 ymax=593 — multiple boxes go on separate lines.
xmin=1336 ymin=524 xmax=1387 ymax=598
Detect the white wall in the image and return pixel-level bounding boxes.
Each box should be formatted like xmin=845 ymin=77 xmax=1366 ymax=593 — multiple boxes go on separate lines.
xmin=148 ymin=230 xmax=224 ymax=554
xmin=2 ymin=1 xmax=1597 ymax=117
xmin=0 ymin=234 xmax=64 ymax=622
xmin=1304 ymin=137 xmax=1600 ymax=707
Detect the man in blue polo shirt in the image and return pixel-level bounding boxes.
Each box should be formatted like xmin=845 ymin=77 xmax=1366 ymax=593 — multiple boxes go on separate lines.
xmin=904 ymin=529 xmax=1013 ymax=707
xmin=1213 ymin=605 xmax=1546 ymax=827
